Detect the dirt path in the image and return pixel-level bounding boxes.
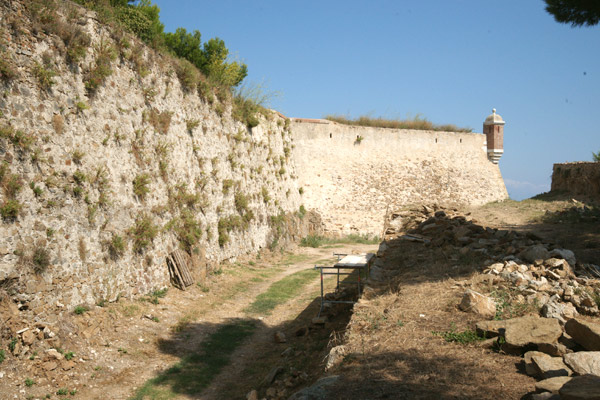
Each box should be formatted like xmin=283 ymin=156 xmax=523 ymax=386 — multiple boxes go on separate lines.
xmin=66 ymin=243 xmax=377 ymax=400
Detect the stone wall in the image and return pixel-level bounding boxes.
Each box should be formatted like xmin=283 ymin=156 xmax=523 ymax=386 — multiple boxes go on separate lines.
xmin=0 ymin=1 xmax=309 ymax=313
xmin=551 ymin=162 xmax=600 ymax=196
xmin=290 ymin=119 xmax=508 ymax=235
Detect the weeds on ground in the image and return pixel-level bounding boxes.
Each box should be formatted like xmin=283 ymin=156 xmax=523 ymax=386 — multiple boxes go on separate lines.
xmin=490 ymin=289 xmax=540 ymax=320
xmin=73 ymin=305 xmax=89 ymax=315
xmin=245 ymin=268 xmax=318 ymax=314
xmin=300 ymin=234 xmax=380 ymax=248
xmin=132 ymin=320 xmax=255 ymax=399
xmin=432 ymin=323 xmax=485 ymax=344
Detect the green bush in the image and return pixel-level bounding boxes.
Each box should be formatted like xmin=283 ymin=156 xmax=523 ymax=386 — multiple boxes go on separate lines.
xmin=107 ymin=234 xmax=126 ymax=260
xmin=0 ymin=54 xmax=17 ymax=81
xmin=0 ymin=125 xmax=35 ymax=151
xmin=175 ymin=209 xmax=202 ymax=253
xmin=32 ymin=246 xmax=50 ymax=274
xmin=0 ymin=200 xmax=21 ymax=220
xmin=130 ymin=213 xmax=158 ymax=253
xmin=0 ymin=349 xmax=5 ymax=364
xmin=217 ymin=215 xmax=246 ymax=247
xmin=174 ymin=58 xmax=199 ymax=92
xmin=73 ymin=305 xmax=88 ymax=315
xmin=222 ymin=179 xmax=234 ymax=194
xmin=133 ymin=173 xmax=151 ymax=200
xmin=32 ymin=62 xmax=56 ymax=90
xmin=84 ymin=41 xmax=116 ymax=94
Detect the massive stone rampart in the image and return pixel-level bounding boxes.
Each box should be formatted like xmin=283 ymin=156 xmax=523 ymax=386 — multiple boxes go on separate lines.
xmin=0 ymin=1 xmax=310 ymax=313
xmin=551 ymin=162 xmax=600 ymax=196
xmin=290 ymin=119 xmax=508 ymax=235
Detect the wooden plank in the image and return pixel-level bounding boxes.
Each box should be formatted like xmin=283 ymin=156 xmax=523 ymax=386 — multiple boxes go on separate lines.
xmin=172 ymin=250 xmax=194 ymax=287
xmin=168 ymin=254 xmax=186 ymax=290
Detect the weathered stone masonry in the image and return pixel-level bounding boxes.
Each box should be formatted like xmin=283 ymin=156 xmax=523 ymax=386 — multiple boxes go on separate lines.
xmin=290 ymin=113 xmax=508 ymax=235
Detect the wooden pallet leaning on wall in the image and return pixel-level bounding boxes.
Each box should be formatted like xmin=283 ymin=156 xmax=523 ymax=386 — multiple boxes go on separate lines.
xmin=167 ymin=250 xmax=194 ymax=290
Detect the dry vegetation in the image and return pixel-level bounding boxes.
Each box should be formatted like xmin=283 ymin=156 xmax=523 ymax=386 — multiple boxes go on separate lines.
xmin=325 ymin=114 xmax=473 ymax=133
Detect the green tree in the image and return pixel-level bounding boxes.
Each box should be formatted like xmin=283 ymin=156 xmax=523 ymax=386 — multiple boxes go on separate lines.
xmin=545 ymin=0 xmax=600 ymax=27
xmin=593 ymin=150 xmax=600 ymax=161
xmin=163 ymin=28 xmax=205 ymax=68
xmin=115 ymin=0 xmax=164 ymax=45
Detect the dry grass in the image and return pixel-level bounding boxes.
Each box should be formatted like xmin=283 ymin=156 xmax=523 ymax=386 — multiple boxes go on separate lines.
xmin=330 ymin=239 xmax=535 ymax=399
xmin=325 ymin=114 xmax=472 ymax=133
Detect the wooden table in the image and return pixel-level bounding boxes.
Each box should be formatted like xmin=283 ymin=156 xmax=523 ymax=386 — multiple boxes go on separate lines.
xmin=314 ymin=253 xmax=375 ymax=317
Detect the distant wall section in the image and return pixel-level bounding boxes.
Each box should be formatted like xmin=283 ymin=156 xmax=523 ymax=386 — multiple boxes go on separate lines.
xmin=290 ymin=119 xmax=508 ymax=235
xmin=551 ymin=162 xmax=600 ymax=196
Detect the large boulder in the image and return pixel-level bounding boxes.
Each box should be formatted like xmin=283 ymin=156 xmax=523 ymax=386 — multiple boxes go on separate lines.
xmin=459 ymin=290 xmax=496 ymax=319
xmin=503 ymin=316 xmax=563 ymax=354
xmin=565 ymin=319 xmax=600 ymax=351
xmin=549 ymin=248 xmax=576 ymax=267
xmin=542 ymin=301 xmax=579 ymax=324
xmin=531 ymin=355 xmax=572 ymax=378
xmin=564 ymin=352 xmax=600 ymax=376
xmin=559 ymin=374 xmax=600 ymax=400
xmin=535 ymin=376 xmax=572 ymax=394
xmin=520 ymin=245 xmax=551 ymax=263
xmin=288 ymin=376 xmax=339 ymax=400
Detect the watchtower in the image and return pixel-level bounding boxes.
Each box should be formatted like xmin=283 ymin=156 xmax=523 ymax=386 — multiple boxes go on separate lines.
xmin=483 ymin=108 xmax=504 ymax=164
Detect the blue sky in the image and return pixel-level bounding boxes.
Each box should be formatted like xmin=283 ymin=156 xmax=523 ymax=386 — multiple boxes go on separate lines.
xmin=153 ymin=0 xmax=600 ymax=200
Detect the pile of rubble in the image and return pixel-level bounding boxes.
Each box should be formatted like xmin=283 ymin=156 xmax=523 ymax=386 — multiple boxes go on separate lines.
xmin=383 ymin=205 xmax=600 ymax=319
xmin=381 ymin=205 xmax=600 ymax=398
xmin=476 ymin=316 xmax=600 ymax=399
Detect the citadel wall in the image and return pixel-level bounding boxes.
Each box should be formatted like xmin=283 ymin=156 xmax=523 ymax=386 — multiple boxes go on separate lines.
xmin=290 ymin=119 xmax=509 ymax=235
xmin=551 ymin=162 xmax=600 ymax=196
xmin=0 ymin=2 xmax=311 ymax=313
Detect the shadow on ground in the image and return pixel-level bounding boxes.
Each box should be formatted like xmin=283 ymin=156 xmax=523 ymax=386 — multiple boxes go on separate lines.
xmin=131 ymin=288 xmax=355 ymax=399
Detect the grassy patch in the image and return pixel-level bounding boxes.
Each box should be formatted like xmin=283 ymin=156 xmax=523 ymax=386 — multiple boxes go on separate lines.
xmin=244 ymin=268 xmax=319 ymax=314
xmin=432 ymin=323 xmax=485 ymax=344
xmin=325 ymin=114 xmax=472 ymax=133
xmin=300 ymin=234 xmax=380 ymax=248
xmin=131 ymin=320 xmax=255 ymax=399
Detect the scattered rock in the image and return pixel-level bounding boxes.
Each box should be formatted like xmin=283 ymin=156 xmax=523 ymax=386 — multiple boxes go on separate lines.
xmin=288 ymin=375 xmax=339 ymax=400
xmin=538 ymin=342 xmax=570 ymax=357
xmin=531 ymin=355 xmax=572 ymax=378
xmin=45 ymin=348 xmax=64 ymax=360
xmin=476 ymin=319 xmax=506 ymax=338
xmin=535 ymin=376 xmax=571 ymax=394
xmin=559 ymin=374 xmax=600 ymax=400
xmin=246 ymin=389 xmax=258 ymax=400
xmin=274 ymin=331 xmax=287 ymax=343
xmin=525 ymin=351 xmax=550 ymax=376
xmin=542 ymin=301 xmax=578 ymax=324
xmin=42 ymin=361 xmax=58 ymax=371
xmin=311 ymin=316 xmax=328 ymax=325
xmin=549 ymin=249 xmax=576 ymax=267
xmin=565 ymin=319 xmax=600 ymax=351
xmin=281 ymin=347 xmax=294 ymax=357
xmin=503 ymin=316 xmax=562 ymax=353
xmin=21 ymin=330 xmax=35 ymax=346
xmin=520 ymin=245 xmax=550 ymax=263
xmin=325 ymin=345 xmax=346 ymax=371
xmin=531 ymin=393 xmax=560 ymax=400
xmin=262 ymin=366 xmax=283 ymax=386
xmin=563 ymin=352 xmax=600 ymax=376
xmin=459 ymin=289 xmax=496 ymax=319
xmin=295 ymin=326 xmax=309 ymax=336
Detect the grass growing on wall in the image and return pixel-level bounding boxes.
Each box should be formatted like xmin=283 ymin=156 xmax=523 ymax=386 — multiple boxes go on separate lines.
xmin=324 ymin=114 xmax=472 ymax=133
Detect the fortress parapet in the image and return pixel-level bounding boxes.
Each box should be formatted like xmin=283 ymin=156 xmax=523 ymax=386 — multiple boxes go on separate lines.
xmin=483 ymin=108 xmax=505 ymax=164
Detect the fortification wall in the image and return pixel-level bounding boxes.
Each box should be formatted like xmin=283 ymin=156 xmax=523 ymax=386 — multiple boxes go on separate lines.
xmin=551 ymin=162 xmax=600 ymax=196
xmin=0 ymin=2 xmax=312 ymax=314
xmin=291 ymin=119 xmax=508 ymax=235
